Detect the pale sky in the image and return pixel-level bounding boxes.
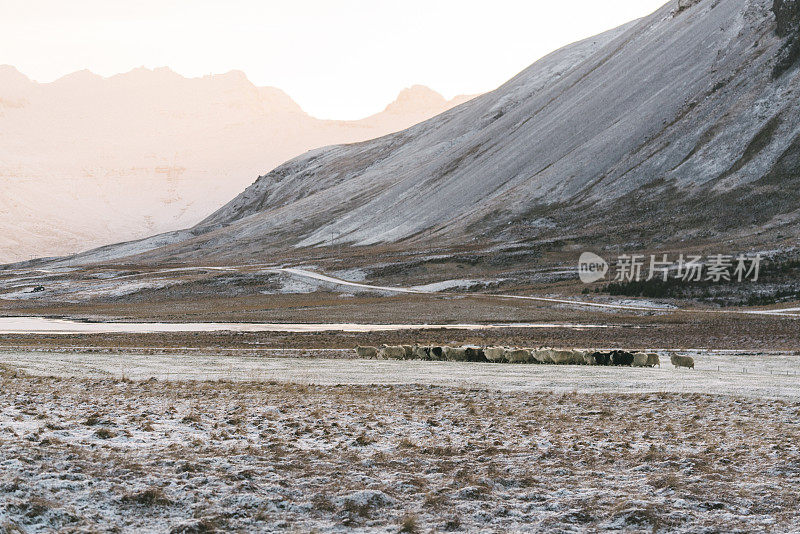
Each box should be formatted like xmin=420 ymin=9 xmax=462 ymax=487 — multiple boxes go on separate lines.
xmin=1 ymin=0 xmax=668 ymax=119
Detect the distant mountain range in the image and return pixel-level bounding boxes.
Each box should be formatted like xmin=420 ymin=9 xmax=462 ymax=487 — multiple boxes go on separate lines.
xmin=65 ymin=0 xmax=800 ymax=268
xmin=0 ymin=66 xmax=473 ymax=262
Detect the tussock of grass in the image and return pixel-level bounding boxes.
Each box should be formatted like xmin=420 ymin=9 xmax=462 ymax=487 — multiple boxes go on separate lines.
xmin=399 ymin=513 xmax=419 ymax=533
xmin=121 ymin=487 xmax=172 ymax=507
xmin=94 ymin=428 xmax=115 ymax=439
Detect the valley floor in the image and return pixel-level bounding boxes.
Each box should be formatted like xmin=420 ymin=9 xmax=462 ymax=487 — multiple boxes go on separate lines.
xmin=1 ymin=256 xmax=798 ymax=532
xmin=2 ymin=249 xmax=799 ymax=353
xmin=1 ymin=355 xmax=800 ymax=532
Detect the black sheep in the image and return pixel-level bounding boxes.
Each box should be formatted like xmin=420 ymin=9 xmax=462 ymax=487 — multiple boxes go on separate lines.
xmin=464 ymin=347 xmax=488 ymax=362
xmin=611 ymin=350 xmax=635 ymax=366
xmin=591 ymin=351 xmax=612 ymax=365
xmin=430 ymin=346 xmax=445 ymax=360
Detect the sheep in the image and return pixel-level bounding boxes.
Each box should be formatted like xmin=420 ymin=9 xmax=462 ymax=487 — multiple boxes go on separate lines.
xmin=527 ymin=348 xmax=543 ymax=363
xmin=632 ymin=352 xmax=649 ymax=367
xmin=483 ymin=347 xmax=506 ymax=362
xmin=550 ymin=349 xmax=574 ymax=365
xmin=671 ymin=354 xmax=695 ymax=369
xmin=464 ymin=347 xmax=487 ymax=362
xmin=504 ymin=348 xmax=532 ymax=363
xmin=524 ymin=348 xmax=541 ymax=363
xmin=610 ymin=350 xmax=635 ymax=366
xmin=355 ymin=346 xmax=378 ymax=359
xmin=365 ymin=343 xmax=668 ymax=369
xmin=445 ymin=346 xmax=468 ymax=361
xmin=426 ymin=345 xmax=440 ymax=360
xmin=567 ymin=349 xmax=585 ymax=364
xmin=533 ymin=348 xmax=555 ymax=364
xmin=570 ymin=349 xmax=589 ymax=365
xmin=429 ymin=346 xmax=447 ymax=360
xmin=379 ymin=345 xmax=406 ymax=359
xmin=590 ymin=351 xmax=612 ymax=365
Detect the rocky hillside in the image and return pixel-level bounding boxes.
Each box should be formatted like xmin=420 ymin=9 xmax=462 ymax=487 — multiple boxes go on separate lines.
xmin=44 ymin=0 xmax=800 ymax=266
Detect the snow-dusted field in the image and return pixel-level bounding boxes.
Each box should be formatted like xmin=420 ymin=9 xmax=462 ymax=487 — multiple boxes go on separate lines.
xmin=1 ymin=366 xmax=799 ymax=532
xmin=1 ymin=349 xmax=800 ymax=399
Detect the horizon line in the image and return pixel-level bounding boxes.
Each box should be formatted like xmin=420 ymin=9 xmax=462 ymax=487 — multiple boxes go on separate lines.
xmin=0 ymin=63 xmax=479 ymax=122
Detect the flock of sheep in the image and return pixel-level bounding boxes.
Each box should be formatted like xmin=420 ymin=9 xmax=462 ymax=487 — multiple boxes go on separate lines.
xmin=355 ymin=345 xmax=696 ymax=369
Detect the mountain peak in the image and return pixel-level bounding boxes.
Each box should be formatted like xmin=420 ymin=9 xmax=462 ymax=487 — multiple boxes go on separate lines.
xmin=214 ymin=69 xmax=249 ymax=82
xmin=112 ymin=66 xmax=183 ymax=82
xmin=382 ymin=85 xmax=447 ymax=115
xmin=0 ymin=64 xmax=27 ymax=78
xmin=0 ymin=65 xmax=34 ymax=102
xmin=396 ymin=84 xmax=445 ymax=101
xmin=0 ymin=65 xmax=34 ymax=89
xmin=50 ymin=69 xmax=103 ymax=86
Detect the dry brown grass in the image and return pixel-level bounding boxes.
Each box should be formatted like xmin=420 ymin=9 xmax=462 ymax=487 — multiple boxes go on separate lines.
xmin=0 ymin=372 xmax=799 ymax=532
xmin=120 ymin=487 xmax=172 ymax=507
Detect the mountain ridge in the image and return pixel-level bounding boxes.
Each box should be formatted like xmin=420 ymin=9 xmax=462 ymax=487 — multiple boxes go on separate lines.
xmin=0 ymin=65 xmax=475 ymax=262
xmin=0 ymin=65 xmax=469 ymax=121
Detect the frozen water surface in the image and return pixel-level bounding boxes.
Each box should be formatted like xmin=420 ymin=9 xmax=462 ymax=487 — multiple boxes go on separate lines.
xmin=0 ymin=316 xmax=609 ymax=334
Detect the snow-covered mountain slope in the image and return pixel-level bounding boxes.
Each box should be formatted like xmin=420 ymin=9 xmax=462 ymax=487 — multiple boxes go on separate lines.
xmin=0 ymin=67 xmax=471 ymax=262
xmin=33 ymin=0 xmax=800 ymax=266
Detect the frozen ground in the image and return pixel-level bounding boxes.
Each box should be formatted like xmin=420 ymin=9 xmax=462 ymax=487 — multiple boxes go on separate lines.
xmin=1 ymin=348 xmax=800 ymax=400
xmin=1 ymin=367 xmax=799 ymax=532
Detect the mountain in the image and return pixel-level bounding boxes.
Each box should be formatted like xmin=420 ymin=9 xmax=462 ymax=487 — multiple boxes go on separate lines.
xmin=0 ymin=67 xmax=472 ymax=262
xmin=360 ymin=85 xmax=475 ymax=126
xmin=20 ymin=0 xmax=800 ymax=269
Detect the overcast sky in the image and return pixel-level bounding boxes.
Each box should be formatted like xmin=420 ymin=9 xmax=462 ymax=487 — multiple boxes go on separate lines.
xmin=1 ymin=0 xmax=668 ymax=119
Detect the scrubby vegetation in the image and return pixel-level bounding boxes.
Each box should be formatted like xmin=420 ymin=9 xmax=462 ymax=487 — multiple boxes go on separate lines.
xmin=1 ymin=368 xmax=800 ymax=532
xmin=592 ymin=257 xmax=800 ymax=306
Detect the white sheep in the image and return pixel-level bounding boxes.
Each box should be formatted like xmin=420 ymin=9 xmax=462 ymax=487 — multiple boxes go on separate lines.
xmin=504 ymin=348 xmax=532 ymax=363
xmin=355 ymin=346 xmax=378 ymax=359
xmin=483 ymin=347 xmax=506 ymax=362
xmin=379 ymin=345 xmax=406 ymax=359
xmin=632 ymin=352 xmax=650 ymax=367
xmin=670 ymin=354 xmax=695 ymax=369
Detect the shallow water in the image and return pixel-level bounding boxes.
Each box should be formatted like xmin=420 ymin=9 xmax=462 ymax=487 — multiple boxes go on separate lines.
xmin=0 ymin=316 xmax=609 ymax=334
